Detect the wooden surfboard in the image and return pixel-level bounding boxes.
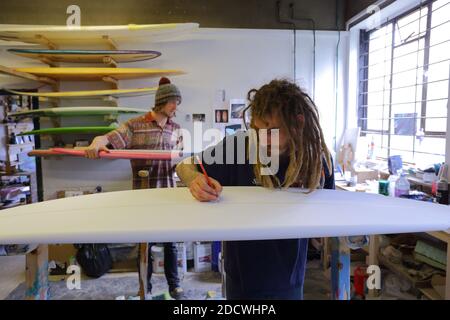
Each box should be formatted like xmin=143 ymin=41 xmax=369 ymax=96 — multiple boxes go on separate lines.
xmin=0 ymin=187 xmax=448 ymax=244
xmin=8 ymin=49 xmax=162 ymax=63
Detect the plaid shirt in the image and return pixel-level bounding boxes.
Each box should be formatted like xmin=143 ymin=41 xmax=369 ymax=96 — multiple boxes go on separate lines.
xmin=106 ymin=112 xmax=183 ymax=189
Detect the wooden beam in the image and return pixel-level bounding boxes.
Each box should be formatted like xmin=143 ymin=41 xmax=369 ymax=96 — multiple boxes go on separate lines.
xmin=35 ymin=34 xmax=58 ymax=50
xmin=103 ymin=56 xmax=118 ymax=68
xmin=102 ymin=96 xmax=118 ymax=105
xmin=102 ymin=76 xmax=119 ymax=89
xmin=0 ymin=65 xmax=57 ymax=86
xmin=39 ymin=57 xmax=59 ymax=68
xmin=25 ymin=245 xmax=49 ymax=300
xmin=138 ymin=243 xmax=149 ymax=300
xmin=102 ymin=35 xmax=118 ymax=50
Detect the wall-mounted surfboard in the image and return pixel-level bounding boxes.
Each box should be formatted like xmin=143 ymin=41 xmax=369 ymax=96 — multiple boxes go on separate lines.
xmin=14 ymin=67 xmax=185 ymax=80
xmin=0 ymin=23 xmax=199 ymax=45
xmin=18 ymin=125 xmax=117 ymax=136
xmin=8 ymin=106 xmax=146 ymax=118
xmin=8 ymin=49 xmax=162 ymax=63
xmin=0 ymin=187 xmax=448 ymax=244
xmin=5 ymin=88 xmax=157 ymax=99
xmin=28 ymin=148 xmax=191 ymax=160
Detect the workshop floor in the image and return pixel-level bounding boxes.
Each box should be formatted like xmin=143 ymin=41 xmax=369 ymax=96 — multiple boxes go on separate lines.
xmin=1 ymin=259 xmax=330 ymax=300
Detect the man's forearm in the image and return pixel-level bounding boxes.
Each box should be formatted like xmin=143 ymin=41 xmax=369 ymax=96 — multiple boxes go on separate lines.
xmin=176 ymin=157 xmax=202 ymax=187
xmin=91 ymin=135 xmax=110 ymax=148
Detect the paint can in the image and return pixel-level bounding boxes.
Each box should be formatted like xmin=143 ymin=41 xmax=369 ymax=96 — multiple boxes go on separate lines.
xmin=151 ymin=245 xmax=164 ymax=274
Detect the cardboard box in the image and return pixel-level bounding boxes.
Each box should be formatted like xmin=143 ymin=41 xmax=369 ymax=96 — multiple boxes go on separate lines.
xmin=354 ymin=168 xmax=379 ymax=183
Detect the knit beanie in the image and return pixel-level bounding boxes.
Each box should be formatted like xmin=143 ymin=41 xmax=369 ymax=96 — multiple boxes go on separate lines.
xmin=154 ymin=77 xmax=182 ymax=107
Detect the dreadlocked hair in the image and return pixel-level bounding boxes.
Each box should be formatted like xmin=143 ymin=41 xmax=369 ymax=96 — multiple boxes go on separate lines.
xmin=248 ymin=79 xmax=331 ymax=192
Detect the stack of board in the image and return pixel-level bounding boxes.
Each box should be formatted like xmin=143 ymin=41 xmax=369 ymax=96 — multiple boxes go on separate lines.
xmin=0 ymin=22 xmax=194 ymax=139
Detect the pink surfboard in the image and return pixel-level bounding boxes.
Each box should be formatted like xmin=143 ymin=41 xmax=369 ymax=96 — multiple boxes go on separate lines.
xmin=30 ymin=148 xmax=190 ymax=160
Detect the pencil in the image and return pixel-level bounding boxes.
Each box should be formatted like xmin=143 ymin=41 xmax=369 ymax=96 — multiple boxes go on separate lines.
xmin=196 ymin=155 xmax=214 ymax=189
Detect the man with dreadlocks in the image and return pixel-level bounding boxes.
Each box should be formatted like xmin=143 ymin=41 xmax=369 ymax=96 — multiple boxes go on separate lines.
xmin=176 ymin=79 xmax=335 ymax=299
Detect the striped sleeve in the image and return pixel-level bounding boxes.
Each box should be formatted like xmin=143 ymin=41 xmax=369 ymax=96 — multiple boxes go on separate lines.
xmin=105 ymin=121 xmax=132 ymax=149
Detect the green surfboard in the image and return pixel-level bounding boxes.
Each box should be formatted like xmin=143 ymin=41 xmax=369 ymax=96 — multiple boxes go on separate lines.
xmin=18 ymin=124 xmax=118 ymax=136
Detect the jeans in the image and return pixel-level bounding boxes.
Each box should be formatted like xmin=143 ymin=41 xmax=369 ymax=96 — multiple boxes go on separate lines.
xmin=138 ymin=242 xmax=180 ymax=293
xmin=225 ymin=275 xmax=303 ymax=300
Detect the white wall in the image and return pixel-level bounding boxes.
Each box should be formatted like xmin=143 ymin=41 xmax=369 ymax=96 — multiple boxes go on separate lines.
xmin=0 ymin=27 xmax=348 ymax=199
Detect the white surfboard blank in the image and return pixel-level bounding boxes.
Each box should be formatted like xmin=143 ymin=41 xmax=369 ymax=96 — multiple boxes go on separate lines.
xmin=0 ymin=187 xmax=449 ymax=244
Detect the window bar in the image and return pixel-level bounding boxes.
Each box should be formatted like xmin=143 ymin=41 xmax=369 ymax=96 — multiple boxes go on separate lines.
xmin=359 ymin=30 xmax=370 ymax=133
xmin=387 ymin=20 xmax=397 ymax=159
xmin=362 ymin=18 xmax=449 ymax=58
xmin=421 ymin=1 xmax=433 ymax=136
xmin=361 ymin=38 xmax=450 ymax=72
xmin=363 ymin=0 xmax=449 ymax=44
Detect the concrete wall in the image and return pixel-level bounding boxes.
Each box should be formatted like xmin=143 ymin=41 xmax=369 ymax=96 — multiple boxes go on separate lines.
xmin=0 ymin=0 xmax=349 ymax=30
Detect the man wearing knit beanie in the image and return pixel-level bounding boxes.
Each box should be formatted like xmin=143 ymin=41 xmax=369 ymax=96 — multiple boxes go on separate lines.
xmin=85 ymin=77 xmax=185 ymax=300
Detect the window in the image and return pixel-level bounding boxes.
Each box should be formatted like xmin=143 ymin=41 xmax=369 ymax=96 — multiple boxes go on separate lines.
xmin=359 ymin=0 xmax=450 ymax=166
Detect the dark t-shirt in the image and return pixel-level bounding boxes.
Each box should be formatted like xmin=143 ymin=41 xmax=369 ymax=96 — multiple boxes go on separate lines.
xmin=198 ymin=133 xmax=335 ymax=298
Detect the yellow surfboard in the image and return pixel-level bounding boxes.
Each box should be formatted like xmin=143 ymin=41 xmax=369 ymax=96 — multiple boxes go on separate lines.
xmin=14 ymin=67 xmax=185 ymax=80
xmin=6 ymin=88 xmax=157 ymax=99
xmin=0 ymin=23 xmax=199 ymax=45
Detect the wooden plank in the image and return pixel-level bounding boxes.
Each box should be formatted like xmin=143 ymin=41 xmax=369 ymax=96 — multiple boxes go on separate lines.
xmin=0 ymin=65 xmax=56 ymax=85
xmin=419 ymin=287 xmax=442 ymax=300
xmin=25 ymin=245 xmax=48 ymax=300
xmin=138 ymin=243 xmax=149 ymax=300
xmin=368 ymin=235 xmax=380 ymax=297
xmin=427 ymin=231 xmax=450 ymax=244
xmin=330 ymin=237 xmax=351 ymax=300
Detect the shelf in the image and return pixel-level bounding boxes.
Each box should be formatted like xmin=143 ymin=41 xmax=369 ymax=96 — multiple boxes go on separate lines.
xmin=0 ymin=171 xmax=34 ymax=177
xmin=0 ymin=64 xmax=57 ymax=86
xmin=426 ymin=231 xmax=450 ymax=244
xmin=419 ymin=287 xmax=443 ymax=300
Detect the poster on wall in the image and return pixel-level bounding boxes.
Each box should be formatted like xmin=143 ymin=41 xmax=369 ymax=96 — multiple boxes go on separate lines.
xmin=230 ymin=99 xmax=246 ymax=119
xmin=192 ymin=113 xmax=206 ymax=122
xmin=215 ymin=109 xmax=229 ymax=123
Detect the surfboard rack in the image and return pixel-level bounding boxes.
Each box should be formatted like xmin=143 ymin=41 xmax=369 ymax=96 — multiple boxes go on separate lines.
xmin=38 ymin=57 xmax=60 ymax=68
xmin=0 ymin=64 xmax=57 ymax=86
xmin=102 ymin=35 xmax=119 ymax=50
xmin=102 ymin=76 xmax=119 ymax=89
xmin=103 ymin=56 xmax=119 ymax=68
xmin=35 ymin=34 xmax=58 ymax=50
xmin=102 ymin=96 xmax=119 ymax=106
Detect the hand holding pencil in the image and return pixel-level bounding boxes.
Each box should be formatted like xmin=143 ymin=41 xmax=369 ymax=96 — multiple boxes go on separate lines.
xmin=188 ymin=156 xmax=223 ymax=202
